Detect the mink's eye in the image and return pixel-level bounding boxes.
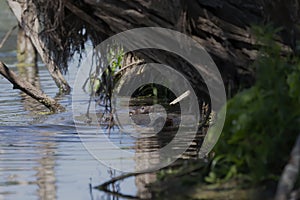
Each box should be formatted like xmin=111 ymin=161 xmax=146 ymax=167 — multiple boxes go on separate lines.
xmin=141 ymin=106 xmax=145 ymax=111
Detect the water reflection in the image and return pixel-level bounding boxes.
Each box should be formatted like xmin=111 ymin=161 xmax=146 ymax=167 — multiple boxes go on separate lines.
xmin=0 ymin=61 xmax=136 ymax=200
xmin=89 ymin=97 xmax=207 ymax=199
xmin=0 ymin=57 xmax=206 ymax=200
xmin=13 ymin=27 xmax=58 ymax=200
xmin=35 ymin=131 xmax=57 ymax=200
xmin=16 ymin=25 xmax=47 ymax=113
xmin=0 ymin=8 xmax=207 ymax=199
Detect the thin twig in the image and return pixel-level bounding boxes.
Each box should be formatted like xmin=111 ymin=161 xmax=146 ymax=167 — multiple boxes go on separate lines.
xmin=0 ymin=25 xmax=17 ymax=49
xmin=169 ymin=90 xmax=191 ymax=105
xmin=96 ymin=171 xmax=139 ymax=190
xmin=99 ymin=186 xmax=140 ymax=200
xmin=95 ymin=160 xmax=206 ymax=190
xmin=114 ymin=61 xmax=144 ymax=76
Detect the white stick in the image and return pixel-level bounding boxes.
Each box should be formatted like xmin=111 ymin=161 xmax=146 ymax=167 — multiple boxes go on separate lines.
xmin=169 ymin=90 xmax=191 ymax=105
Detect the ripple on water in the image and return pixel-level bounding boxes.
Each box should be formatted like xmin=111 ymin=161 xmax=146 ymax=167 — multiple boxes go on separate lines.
xmin=0 ymin=57 xmax=203 ymax=199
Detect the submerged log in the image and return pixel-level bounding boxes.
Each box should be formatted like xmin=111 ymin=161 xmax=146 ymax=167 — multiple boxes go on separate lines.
xmin=0 ymin=61 xmax=65 ymax=113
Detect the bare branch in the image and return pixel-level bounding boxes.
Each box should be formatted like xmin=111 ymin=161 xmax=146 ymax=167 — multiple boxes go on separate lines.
xmin=0 ymin=25 xmax=17 ymax=49
xmin=0 ymin=61 xmax=65 ymax=113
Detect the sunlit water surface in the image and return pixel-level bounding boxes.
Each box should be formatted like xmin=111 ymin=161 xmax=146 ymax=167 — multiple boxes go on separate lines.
xmin=0 ymin=6 xmax=137 ymax=198
xmin=0 ymin=3 xmax=205 ymax=199
xmin=0 ymin=63 xmax=140 ymax=200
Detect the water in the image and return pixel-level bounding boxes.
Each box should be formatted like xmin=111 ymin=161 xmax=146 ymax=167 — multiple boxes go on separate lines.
xmin=0 ymin=63 xmax=139 ymax=200
xmin=0 ymin=3 xmax=204 ymax=200
xmin=0 ymin=4 xmax=138 ymax=199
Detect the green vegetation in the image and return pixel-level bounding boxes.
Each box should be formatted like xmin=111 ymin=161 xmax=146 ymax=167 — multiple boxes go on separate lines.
xmin=207 ymin=25 xmax=300 ymax=184
xmin=107 ymin=45 xmax=124 ymax=74
xmin=84 ymin=46 xmax=124 ymax=97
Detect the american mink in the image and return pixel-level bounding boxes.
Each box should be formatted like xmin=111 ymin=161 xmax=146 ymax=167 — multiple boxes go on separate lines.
xmin=129 ymin=105 xmax=174 ymax=127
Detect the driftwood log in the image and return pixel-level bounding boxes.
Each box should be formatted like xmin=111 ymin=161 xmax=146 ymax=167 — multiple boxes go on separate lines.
xmin=275 ymin=134 xmax=300 ymax=200
xmin=6 ymin=0 xmax=71 ymax=93
xmin=0 ymin=61 xmax=65 ymax=113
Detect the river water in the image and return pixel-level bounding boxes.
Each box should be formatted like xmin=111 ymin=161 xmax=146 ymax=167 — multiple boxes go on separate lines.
xmin=0 ymin=4 xmax=139 ymax=200
xmin=0 ymin=3 xmax=206 ymax=200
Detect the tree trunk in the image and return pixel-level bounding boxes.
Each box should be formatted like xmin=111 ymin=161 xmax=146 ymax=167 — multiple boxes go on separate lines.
xmin=6 ymin=0 xmax=298 ymax=100
xmin=0 ymin=61 xmax=65 ymax=113
xmin=6 ymin=0 xmax=71 ymax=93
xmin=80 ymin=0 xmax=293 ymax=90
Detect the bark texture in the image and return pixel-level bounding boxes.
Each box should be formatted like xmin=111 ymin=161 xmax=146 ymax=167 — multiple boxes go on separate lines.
xmin=0 ymin=61 xmax=65 ymax=112
xmin=6 ymin=0 xmax=299 ymax=106
xmin=80 ymin=0 xmax=296 ymax=91
xmin=6 ymin=0 xmax=71 ymax=93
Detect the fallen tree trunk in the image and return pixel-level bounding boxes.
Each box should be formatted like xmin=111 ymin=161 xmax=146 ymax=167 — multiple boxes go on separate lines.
xmin=0 ymin=61 xmax=65 ymax=113
xmin=81 ymin=0 xmax=294 ymax=91
xmin=6 ymin=0 xmax=71 ymax=93
xmin=6 ymin=0 xmax=298 ymax=96
xmin=5 ymin=0 xmax=299 ymax=109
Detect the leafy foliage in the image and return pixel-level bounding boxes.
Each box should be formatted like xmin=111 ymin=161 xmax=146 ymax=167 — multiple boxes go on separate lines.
xmin=207 ymin=25 xmax=300 ymax=183
xmin=107 ymin=46 xmax=124 ymax=74
xmin=94 ymin=46 xmax=124 ymax=99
